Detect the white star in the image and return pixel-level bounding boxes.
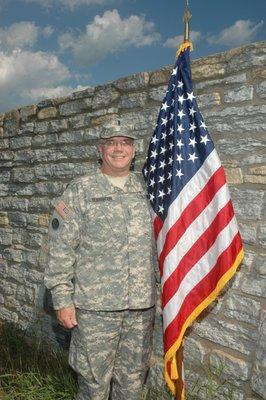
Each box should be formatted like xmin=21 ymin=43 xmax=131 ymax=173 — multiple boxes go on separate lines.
xmin=200 ymin=135 xmax=210 ymax=145
xmin=168 ymin=156 xmax=173 ymax=165
xmin=158 ymin=204 xmax=164 ymax=214
xmin=171 ymin=67 xmax=177 ymax=76
xmin=200 ymin=120 xmax=207 ymax=129
xmin=169 ymin=127 xmax=174 ymax=135
xmin=169 ymin=142 xmax=174 ymax=150
xmin=149 ymin=193 xmax=155 ymax=201
xmin=151 ymin=136 xmax=159 ymax=144
xmin=189 ymin=123 xmax=196 ymax=133
xmin=161 ymin=132 xmax=167 ymax=140
xmin=176 ymin=169 xmax=184 ymax=178
xmin=167 ymin=187 xmax=172 ymax=195
xmin=177 ymin=80 xmax=184 ymax=88
xmin=171 ymin=98 xmax=175 ymax=106
xmin=149 ymin=178 xmax=155 ymax=187
xmin=188 ymin=152 xmax=198 ymax=163
xmin=160 ymin=146 xmax=166 ymax=155
xmin=158 ymin=189 xmax=166 ymax=199
xmin=178 ymin=109 xmax=185 ymax=119
xmin=150 ymin=164 xmax=156 ymax=172
xmin=151 ymin=150 xmax=158 ymax=159
xmin=143 ymin=168 xmax=147 ymax=176
xmin=161 ymin=101 xmax=169 ymax=111
xmin=159 ymin=175 xmax=165 ymax=184
xmin=187 ymin=91 xmax=196 ymax=102
xmin=176 ymin=139 xmax=184 ymax=149
xmin=159 ymin=160 xmax=166 ymax=169
xmin=178 ymin=95 xmax=185 ymax=105
xmin=177 ymin=124 xmax=185 ymax=134
xmin=189 ymin=107 xmax=196 ymax=116
xmin=176 ymin=154 xmax=183 ymax=163
xmin=189 ymin=137 xmax=197 ymax=147
xmin=167 ymin=171 xmax=172 ymax=180
xmin=172 ymin=84 xmax=176 ymax=91
xmin=161 ymin=117 xmax=168 ymax=126
xmin=170 ymin=113 xmax=174 ymax=121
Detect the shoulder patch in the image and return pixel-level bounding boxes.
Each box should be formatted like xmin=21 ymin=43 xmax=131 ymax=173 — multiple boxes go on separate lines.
xmin=55 ymin=200 xmax=73 ymax=221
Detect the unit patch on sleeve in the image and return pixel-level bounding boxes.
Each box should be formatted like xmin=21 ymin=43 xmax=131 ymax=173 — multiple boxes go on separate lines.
xmin=55 ymin=201 xmax=73 ymax=221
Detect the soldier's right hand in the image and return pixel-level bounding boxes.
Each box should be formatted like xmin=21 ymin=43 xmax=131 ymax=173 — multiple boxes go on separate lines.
xmin=56 ymin=306 xmax=77 ymax=329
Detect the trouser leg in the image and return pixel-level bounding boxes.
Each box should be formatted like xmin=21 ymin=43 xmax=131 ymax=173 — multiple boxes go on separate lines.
xmin=111 ymin=307 xmax=155 ymax=400
xmin=69 ymin=309 xmax=123 ymax=400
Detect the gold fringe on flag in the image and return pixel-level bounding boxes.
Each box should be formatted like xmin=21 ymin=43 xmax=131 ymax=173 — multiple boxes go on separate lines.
xmin=176 ymin=40 xmax=193 ymax=58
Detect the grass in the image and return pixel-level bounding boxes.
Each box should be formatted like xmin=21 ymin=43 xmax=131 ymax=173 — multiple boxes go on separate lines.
xmin=0 ymin=322 xmax=237 ymax=400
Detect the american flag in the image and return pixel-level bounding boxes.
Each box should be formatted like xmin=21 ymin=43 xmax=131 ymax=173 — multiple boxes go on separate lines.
xmin=143 ymin=44 xmax=244 ymax=398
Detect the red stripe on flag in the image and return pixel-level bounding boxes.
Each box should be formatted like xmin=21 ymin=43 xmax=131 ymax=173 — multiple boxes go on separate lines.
xmin=159 ymin=166 xmax=226 ymax=267
xmin=154 ymin=215 xmax=163 ymax=240
xmin=162 ymin=200 xmax=234 ymax=308
xmin=164 ymin=232 xmax=243 ymax=352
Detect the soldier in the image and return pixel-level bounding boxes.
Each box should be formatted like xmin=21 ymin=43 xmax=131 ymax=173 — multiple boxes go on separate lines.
xmin=44 ymin=120 xmax=158 ymax=400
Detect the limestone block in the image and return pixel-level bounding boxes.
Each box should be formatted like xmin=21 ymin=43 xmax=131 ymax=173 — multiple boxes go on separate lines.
xmin=0 ymin=139 xmax=9 ymax=149
xmin=34 ymin=119 xmax=68 ymax=134
xmin=0 ymin=213 xmax=9 ymax=227
xmin=224 ymin=293 xmax=261 ymax=326
xmin=195 ymin=73 xmax=247 ymax=90
xmin=149 ymin=85 xmax=167 ymax=101
xmin=0 ymin=198 xmax=29 ymax=212
xmin=0 ymin=114 xmax=4 ymax=126
xmin=241 ymin=274 xmax=266 ymax=298
xmin=224 ymin=85 xmax=253 ymax=103
xmin=255 ymin=80 xmax=266 ymax=98
xmin=254 ymin=254 xmax=266 ymax=275
xmin=226 ymin=42 xmax=266 ymax=74
xmin=68 ymin=113 xmax=91 ymax=129
xmin=16 ymin=285 xmax=36 ymax=303
xmin=4 ymin=110 xmax=20 ymax=137
xmin=204 ymin=105 xmax=266 ymax=133
xmin=197 ymin=92 xmax=221 ymax=108
xmin=184 ymin=336 xmax=206 ymax=365
xmin=0 ymin=171 xmax=10 ymax=182
xmin=58 ymin=130 xmax=84 ymax=144
xmin=251 ymin=67 xmax=266 ymax=80
xmin=13 ymin=167 xmax=35 ymax=183
xmin=20 ymin=105 xmax=37 ymax=120
xmin=10 ymin=136 xmax=31 ymax=149
xmin=0 ymin=127 xmax=3 ymax=137
xmin=258 ymin=223 xmax=266 ymax=248
xmin=119 ymin=109 xmax=158 ymax=131
xmin=229 ymin=187 xmax=264 ymax=219
xmin=193 ymin=317 xmax=256 ymax=355
xmin=119 ymin=92 xmax=147 ymax=109
xmin=0 ymin=307 xmax=19 ymax=323
xmin=251 ymin=313 xmax=266 ymax=399
xmin=192 ymin=57 xmax=226 ymax=81
xmin=241 ymin=249 xmax=256 ymax=269
xmin=114 ymin=72 xmax=149 ymax=90
xmin=149 ymin=68 xmax=171 ymax=85
xmin=209 ymin=349 xmax=251 ymax=382
xmin=70 ymin=86 xmax=95 ymax=100
xmin=92 ymin=86 xmax=119 ymax=109
xmin=225 ymin=167 xmax=243 ymax=184
xmin=31 ymin=133 xmax=58 ymax=147
xmin=34 ymin=120 xmax=49 ymax=134
xmin=37 ymin=107 xmax=58 ymax=120
xmin=0 ymin=228 xmax=12 ymax=245
xmin=59 ymin=99 xmax=92 ymax=116
xmin=244 ymin=175 xmax=266 ymax=184
xmin=18 ymin=122 xmax=35 ymax=135
xmin=249 ymin=166 xmax=266 ymax=175
xmin=238 ymin=222 xmax=257 ymax=245
xmin=0 ymin=150 xmax=13 ymax=160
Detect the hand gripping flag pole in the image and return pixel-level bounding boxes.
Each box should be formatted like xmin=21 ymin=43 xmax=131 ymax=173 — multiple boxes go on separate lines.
xmin=142 ymin=2 xmax=244 ymax=398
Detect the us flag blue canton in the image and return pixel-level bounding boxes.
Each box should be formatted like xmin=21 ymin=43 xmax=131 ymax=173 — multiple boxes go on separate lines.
xmin=143 ymin=48 xmax=214 ymax=219
xmin=142 ymin=46 xmax=243 ymax=399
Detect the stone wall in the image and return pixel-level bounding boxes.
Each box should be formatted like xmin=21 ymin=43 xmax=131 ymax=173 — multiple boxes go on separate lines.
xmin=0 ymin=41 xmax=265 ymax=399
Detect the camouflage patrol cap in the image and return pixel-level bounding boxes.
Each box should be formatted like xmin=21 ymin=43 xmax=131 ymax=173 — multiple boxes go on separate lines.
xmin=100 ymin=119 xmax=136 ymax=140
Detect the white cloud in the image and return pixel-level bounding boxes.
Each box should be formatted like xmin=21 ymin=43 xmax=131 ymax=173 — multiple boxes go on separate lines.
xmin=42 ymin=25 xmax=54 ymax=38
xmin=0 ymin=21 xmax=38 ymax=51
xmin=0 ymin=48 xmax=72 ymax=112
xmin=164 ymin=31 xmax=202 ymax=48
xmin=23 ymin=84 xmax=88 ymax=100
xmin=208 ymin=19 xmax=264 ymax=46
xmin=59 ymin=9 xmax=161 ymax=65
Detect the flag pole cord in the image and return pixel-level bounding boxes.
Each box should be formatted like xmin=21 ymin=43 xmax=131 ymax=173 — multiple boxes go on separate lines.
xmin=176 ymin=0 xmax=193 ymax=57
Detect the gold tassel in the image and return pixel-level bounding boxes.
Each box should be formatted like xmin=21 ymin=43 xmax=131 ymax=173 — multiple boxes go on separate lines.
xmin=170 ymin=354 xmax=179 ymax=380
xmin=176 ymin=40 xmax=193 ymax=57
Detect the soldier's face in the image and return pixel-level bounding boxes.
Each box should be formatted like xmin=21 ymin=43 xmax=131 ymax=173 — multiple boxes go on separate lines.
xmin=98 ymin=136 xmax=135 ymax=176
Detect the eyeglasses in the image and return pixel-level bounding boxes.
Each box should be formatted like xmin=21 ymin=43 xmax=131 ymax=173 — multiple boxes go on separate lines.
xmin=102 ymin=139 xmax=134 ymax=148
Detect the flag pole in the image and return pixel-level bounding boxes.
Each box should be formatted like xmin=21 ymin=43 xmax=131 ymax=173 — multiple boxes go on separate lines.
xmin=176 ymin=0 xmax=193 ymax=57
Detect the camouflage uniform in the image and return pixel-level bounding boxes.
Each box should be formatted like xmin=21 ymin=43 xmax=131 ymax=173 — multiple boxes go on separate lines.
xmin=44 ymin=168 xmax=157 ymax=399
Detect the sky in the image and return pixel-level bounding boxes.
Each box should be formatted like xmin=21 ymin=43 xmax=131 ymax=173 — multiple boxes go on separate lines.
xmin=0 ymin=0 xmax=265 ymax=113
